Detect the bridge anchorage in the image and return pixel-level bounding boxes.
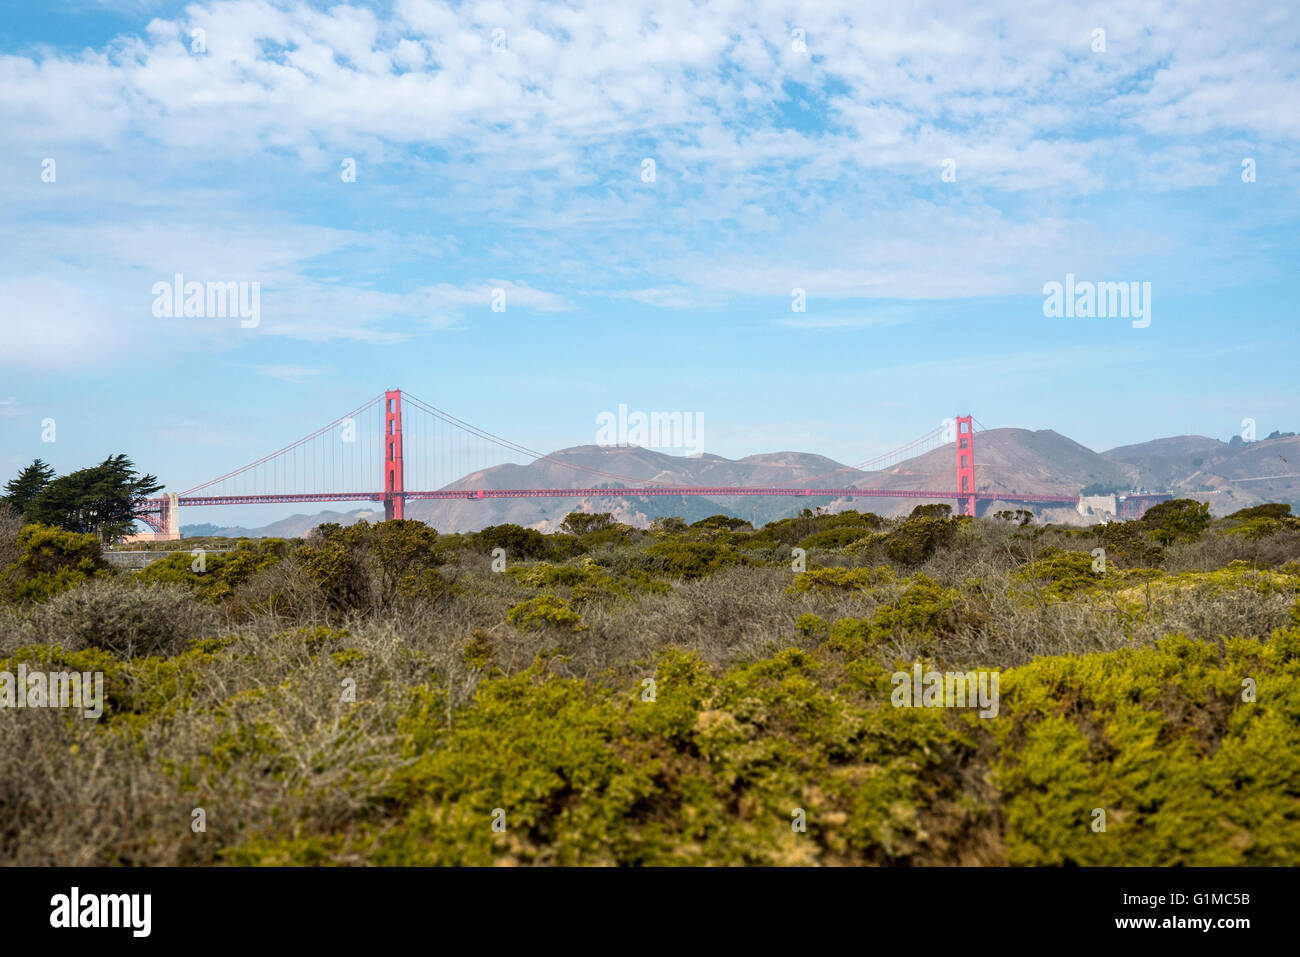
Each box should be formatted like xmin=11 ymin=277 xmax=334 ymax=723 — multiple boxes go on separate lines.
xmin=132 ymin=389 xmax=1084 ymax=540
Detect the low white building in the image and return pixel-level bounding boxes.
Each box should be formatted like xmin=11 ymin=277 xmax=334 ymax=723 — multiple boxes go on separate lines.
xmin=1077 ymin=493 xmax=1118 ymax=519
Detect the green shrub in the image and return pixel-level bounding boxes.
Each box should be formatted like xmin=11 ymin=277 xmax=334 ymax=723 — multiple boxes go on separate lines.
xmin=689 ymin=514 xmax=753 ymax=532
xmin=1228 ymin=503 xmax=1292 ymax=521
xmin=747 ymin=510 xmax=882 ymax=548
xmin=644 ymin=539 xmax=749 ymax=580
xmin=883 ymin=515 xmax=954 ymax=565
xmin=797 ymin=526 xmax=880 ymax=550
xmin=796 ymin=613 xmax=827 ymax=638
xmin=1141 ymin=498 xmax=1211 ymax=545
xmin=296 ymin=520 xmax=449 ymax=614
xmin=1 ymin=523 xmax=106 ymax=604
xmin=1228 ymin=516 xmax=1288 ymax=539
xmin=472 ymin=523 xmax=551 ymax=559
xmin=138 ymin=539 xmax=288 ymax=602
xmin=790 ymin=565 xmax=895 ymax=593
xmin=994 ymin=631 xmax=1300 ymax=865
xmin=28 ymin=578 xmax=216 ymax=658
xmin=506 ymin=594 xmax=587 ymax=631
xmin=1100 ymin=520 xmax=1164 ymax=567
xmin=1016 ymin=547 xmax=1104 ymax=598
xmin=825 ymin=574 xmax=958 ymax=656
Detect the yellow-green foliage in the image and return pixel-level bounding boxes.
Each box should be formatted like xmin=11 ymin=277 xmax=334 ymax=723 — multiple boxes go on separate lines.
xmin=1100 ymin=519 xmax=1165 ymax=567
xmin=1 ymin=523 xmax=106 ymax=604
xmin=279 ymin=625 xmax=351 ymax=652
xmin=223 ymin=624 xmax=1300 ymax=866
xmin=795 ymin=613 xmax=827 ymax=638
xmin=789 ymin=565 xmax=895 ymax=594
xmin=10 ymin=505 xmax=1300 ymax=867
xmin=0 ymin=638 xmax=234 ymax=721
xmin=1016 ymin=547 xmax=1103 ymax=599
xmin=137 ymin=539 xmax=288 ymax=602
xmin=1141 ymin=498 xmax=1212 ymax=545
xmin=644 ymin=539 xmax=749 ymax=579
xmin=506 ymin=594 xmax=587 ymax=631
xmin=507 ymin=562 xmax=601 ymax=589
xmin=843 ymin=532 xmax=889 ymax=556
xmin=1111 ymin=562 xmax=1300 ymax=608
xmin=993 ymin=630 xmax=1300 ymax=864
xmin=231 ymin=647 xmax=977 ymax=865
xmin=1226 ymin=515 xmax=1300 ymax=539
xmin=883 ymin=513 xmax=960 ymax=565
xmin=797 ymin=526 xmax=880 ymax=550
xmin=826 ymin=574 xmax=959 ymax=656
xmin=296 ymin=520 xmax=448 ymax=612
xmin=748 ymin=510 xmax=883 ymax=548
xmin=508 ymin=560 xmax=672 ymax=605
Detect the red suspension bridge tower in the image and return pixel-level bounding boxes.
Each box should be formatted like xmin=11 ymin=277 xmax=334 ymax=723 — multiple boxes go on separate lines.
xmin=383 ymin=388 xmax=404 ymax=521
xmin=955 ymin=415 xmax=976 ymax=516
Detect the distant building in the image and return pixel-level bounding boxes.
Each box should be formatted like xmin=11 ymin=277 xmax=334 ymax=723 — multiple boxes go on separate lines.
xmin=1077 ymin=493 xmax=1118 ymax=519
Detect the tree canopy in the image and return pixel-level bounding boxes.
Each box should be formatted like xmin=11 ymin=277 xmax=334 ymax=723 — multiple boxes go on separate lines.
xmin=1 ymin=458 xmax=55 ymax=516
xmin=16 ymin=455 xmax=161 ymax=542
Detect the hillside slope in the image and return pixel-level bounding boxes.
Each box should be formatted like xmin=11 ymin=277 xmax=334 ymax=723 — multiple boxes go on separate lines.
xmin=1104 ymin=434 xmax=1300 ymax=514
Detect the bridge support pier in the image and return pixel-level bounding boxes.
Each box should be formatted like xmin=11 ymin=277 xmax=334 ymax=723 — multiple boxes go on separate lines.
xmin=383 ymin=388 xmax=405 ymax=521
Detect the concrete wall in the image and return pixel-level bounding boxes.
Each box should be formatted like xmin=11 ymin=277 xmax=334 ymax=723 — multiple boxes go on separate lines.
xmin=1077 ymin=494 xmax=1118 ymax=519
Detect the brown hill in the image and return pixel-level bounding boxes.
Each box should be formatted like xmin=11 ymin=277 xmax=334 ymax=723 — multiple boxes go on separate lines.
xmin=1102 ymin=435 xmax=1228 ymax=488
xmin=1103 ymin=434 xmax=1300 ymax=514
xmin=404 ymin=445 xmax=856 ymax=532
xmin=852 ymin=428 xmax=1132 ymax=497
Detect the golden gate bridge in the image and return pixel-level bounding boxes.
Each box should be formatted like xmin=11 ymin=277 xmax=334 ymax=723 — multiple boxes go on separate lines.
xmin=131 ymin=388 xmax=1083 ymax=537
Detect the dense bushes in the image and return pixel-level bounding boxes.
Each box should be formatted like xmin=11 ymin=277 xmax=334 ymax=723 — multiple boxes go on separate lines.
xmin=0 ymin=503 xmax=1297 ymax=866
xmin=881 ymin=505 xmax=962 ymax=565
xmin=1141 ymin=498 xmax=1212 ymax=545
xmin=994 ymin=631 xmax=1300 ymax=864
xmin=137 ymin=539 xmax=290 ymax=602
xmin=21 ymin=577 xmax=215 ymax=657
xmin=225 ymin=623 xmax=1300 ymax=866
xmin=0 ymin=523 xmax=106 ymax=604
xmin=296 ymin=520 xmax=450 ymax=615
xmin=470 ymin=523 xmax=554 ymax=560
xmin=1016 ymin=547 xmax=1104 ymax=598
xmin=644 ymin=539 xmax=750 ymax=579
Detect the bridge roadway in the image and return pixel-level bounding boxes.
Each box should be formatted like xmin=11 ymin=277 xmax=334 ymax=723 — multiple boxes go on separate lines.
xmin=164 ymin=487 xmax=1083 ymax=506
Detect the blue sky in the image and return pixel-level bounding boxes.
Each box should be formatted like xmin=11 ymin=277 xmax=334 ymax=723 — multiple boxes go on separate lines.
xmin=1 ymin=0 xmax=1298 ymax=527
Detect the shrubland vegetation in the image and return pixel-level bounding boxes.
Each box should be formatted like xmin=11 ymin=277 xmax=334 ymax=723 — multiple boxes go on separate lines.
xmin=1 ymin=499 xmax=1298 ymax=865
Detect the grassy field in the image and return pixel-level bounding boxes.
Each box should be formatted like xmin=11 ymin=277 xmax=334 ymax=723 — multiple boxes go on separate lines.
xmin=1 ymin=502 xmax=1298 ymax=865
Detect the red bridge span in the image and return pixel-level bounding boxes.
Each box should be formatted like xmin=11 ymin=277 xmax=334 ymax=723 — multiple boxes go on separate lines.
xmin=133 ymin=389 xmax=1083 ymax=537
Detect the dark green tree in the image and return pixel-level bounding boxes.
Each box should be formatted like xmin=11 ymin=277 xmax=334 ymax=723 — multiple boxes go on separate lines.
xmin=2 ymin=459 xmax=55 ymax=517
xmin=27 ymin=455 xmax=162 ymax=542
xmin=1140 ymin=498 xmax=1211 ymax=546
xmin=559 ymin=512 xmax=614 ymax=536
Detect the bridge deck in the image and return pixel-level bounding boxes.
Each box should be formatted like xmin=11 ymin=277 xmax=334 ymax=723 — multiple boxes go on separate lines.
xmin=137 ymin=488 xmax=1081 ymax=508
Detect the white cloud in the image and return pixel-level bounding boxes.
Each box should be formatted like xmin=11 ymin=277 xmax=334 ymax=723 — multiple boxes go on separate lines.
xmin=256 ymin=364 xmax=322 ymax=382
xmin=0 ymin=0 xmax=1296 ymax=371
